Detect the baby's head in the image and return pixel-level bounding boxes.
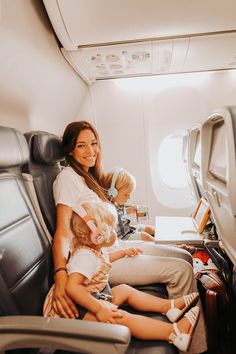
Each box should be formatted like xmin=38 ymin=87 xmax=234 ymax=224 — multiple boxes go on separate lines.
xmin=104 ymin=168 xmax=136 ymax=205
xmin=71 ymin=202 xmax=117 ymax=249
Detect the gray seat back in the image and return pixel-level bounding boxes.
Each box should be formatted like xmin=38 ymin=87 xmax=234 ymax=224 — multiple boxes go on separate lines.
xmin=0 ymin=126 xmax=53 ymax=317
xmin=188 ymin=123 xmax=204 ymax=203
xmin=201 ymin=106 xmax=236 ymax=267
xmin=23 ymin=131 xmax=65 ymax=235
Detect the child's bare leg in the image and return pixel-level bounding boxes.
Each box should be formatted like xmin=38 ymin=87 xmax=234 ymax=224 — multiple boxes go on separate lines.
xmin=140 ymin=231 xmax=154 ymax=241
xmin=112 ymin=284 xmax=186 ymax=314
xmin=84 ymin=308 xmax=192 ymax=341
xmin=144 ymin=225 xmax=155 ymax=235
xmin=114 ymin=310 xmax=192 ymax=340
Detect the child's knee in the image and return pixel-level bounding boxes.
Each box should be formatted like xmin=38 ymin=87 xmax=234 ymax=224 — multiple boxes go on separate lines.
xmin=141 ymin=231 xmax=154 ymax=241
xmin=115 ymin=283 xmax=132 ymax=294
xmin=113 ymin=309 xmax=132 ymax=325
xmin=112 ymin=283 xmax=133 ymax=304
xmin=145 ymin=225 xmax=155 ymax=235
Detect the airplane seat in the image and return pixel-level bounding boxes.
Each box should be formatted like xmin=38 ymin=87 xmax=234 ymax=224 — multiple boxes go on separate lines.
xmin=188 ymin=123 xmax=204 ymax=203
xmin=0 ymin=126 xmax=133 ymax=354
xmin=201 ymin=106 xmax=236 ymax=269
xmin=20 ymin=130 xmax=177 ymax=354
xmin=200 ymin=106 xmax=236 ymax=349
xmin=182 ymin=129 xmax=198 ymax=205
xmin=23 ymin=131 xmax=65 ymax=236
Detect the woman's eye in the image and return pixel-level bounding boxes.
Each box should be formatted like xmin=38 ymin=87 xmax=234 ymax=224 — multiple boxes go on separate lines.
xmin=77 ymin=144 xmax=84 ymax=149
xmin=92 ymin=141 xmax=97 ymax=146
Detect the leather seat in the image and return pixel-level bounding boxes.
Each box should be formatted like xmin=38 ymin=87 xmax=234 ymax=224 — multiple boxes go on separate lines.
xmin=23 ymin=131 xmax=65 ymax=235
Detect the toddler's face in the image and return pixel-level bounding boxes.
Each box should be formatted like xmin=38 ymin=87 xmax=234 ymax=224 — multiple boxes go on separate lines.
xmin=113 ymin=185 xmax=133 ymax=206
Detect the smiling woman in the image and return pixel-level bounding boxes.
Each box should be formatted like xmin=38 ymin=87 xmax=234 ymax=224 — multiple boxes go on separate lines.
xmin=61 ymin=120 xmax=108 ymax=201
xmin=71 ymin=129 xmax=98 ymax=172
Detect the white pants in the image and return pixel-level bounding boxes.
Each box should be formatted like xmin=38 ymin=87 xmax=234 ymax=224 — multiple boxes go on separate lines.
xmin=109 ymin=241 xmax=207 ymax=354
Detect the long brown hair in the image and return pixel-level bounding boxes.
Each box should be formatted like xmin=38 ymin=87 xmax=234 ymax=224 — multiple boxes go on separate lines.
xmin=62 ymin=121 xmax=108 ymax=201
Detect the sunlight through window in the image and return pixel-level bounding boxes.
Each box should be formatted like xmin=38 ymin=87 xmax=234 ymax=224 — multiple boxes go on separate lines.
xmin=158 ymin=134 xmax=188 ymax=189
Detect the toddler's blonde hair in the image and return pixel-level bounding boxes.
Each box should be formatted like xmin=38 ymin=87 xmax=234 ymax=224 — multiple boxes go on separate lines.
xmin=104 ymin=168 xmax=136 ymax=194
xmin=70 ymin=202 xmax=117 ymax=250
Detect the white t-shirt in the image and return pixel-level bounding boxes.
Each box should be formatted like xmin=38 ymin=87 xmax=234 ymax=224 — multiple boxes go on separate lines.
xmin=53 ymin=166 xmax=120 ymax=252
xmin=67 ymin=248 xmax=110 ymax=285
xmin=67 ymin=248 xmax=100 ymax=283
xmin=53 ymin=166 xmax=101 ymax=207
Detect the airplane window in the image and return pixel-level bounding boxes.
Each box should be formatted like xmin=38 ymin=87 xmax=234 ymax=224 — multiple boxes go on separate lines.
xmin=158 ymin=134 xmax=189 ymax=189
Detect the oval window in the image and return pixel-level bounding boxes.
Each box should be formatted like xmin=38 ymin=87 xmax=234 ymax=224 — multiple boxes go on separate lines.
xmin=158 ymin=134 xmax=188 ymax=190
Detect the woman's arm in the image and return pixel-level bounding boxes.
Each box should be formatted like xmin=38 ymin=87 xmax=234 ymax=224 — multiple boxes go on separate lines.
xmin=109 ymin=247 xmax=143 ymax=262
xmin=52 ymin=204 xmax=78 ymax=319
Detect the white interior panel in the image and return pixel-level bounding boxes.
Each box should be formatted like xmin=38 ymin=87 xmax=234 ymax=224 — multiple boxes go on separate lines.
xmin=43 ymin=0 xmax=236 ymax=47
xmin=43 ymin=0 xmax=236 ymax=82
xmin=185 ymin=32 xmax=236 ymax=72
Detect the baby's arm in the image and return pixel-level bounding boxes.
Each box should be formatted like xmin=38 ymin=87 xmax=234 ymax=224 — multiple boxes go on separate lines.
xmin=66 ymin=273 xmax=122 ymax=322
xmin=125 ymin=204 xmax=137 ymax=215
xmin=109 ymin=247 xmax=143 ymax=262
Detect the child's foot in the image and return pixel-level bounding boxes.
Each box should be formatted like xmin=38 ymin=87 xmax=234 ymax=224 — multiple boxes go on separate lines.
xmin=169 ymin=306 xmax=200 ymax=352
xmin=166 ymin=292 xmax=199 ymax=322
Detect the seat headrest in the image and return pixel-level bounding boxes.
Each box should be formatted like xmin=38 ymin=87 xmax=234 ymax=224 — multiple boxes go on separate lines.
xmin=0 ymin=126 xmax=29 ymax=168
xmin=31 ymin=132 xmax=64 ymax=165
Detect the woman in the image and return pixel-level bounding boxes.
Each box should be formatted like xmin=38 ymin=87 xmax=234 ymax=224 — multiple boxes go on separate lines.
xmin=52 ymin=120 xmax=207 ymax=353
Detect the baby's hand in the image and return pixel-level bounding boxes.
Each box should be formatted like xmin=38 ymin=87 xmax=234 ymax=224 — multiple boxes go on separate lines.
xmin=95 ymin=304 xmax=123 ymax=323
xmin=124 ymin=247 xmax=143 ymax=257
xmin=126 ymin=205 xmax=137 ymax=214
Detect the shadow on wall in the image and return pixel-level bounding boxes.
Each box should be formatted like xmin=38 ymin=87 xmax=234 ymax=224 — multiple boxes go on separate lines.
xmin=31 ymin=0 xmax=61 ymax=46
xmin=0 ymin=93 xmax=31 ymax=132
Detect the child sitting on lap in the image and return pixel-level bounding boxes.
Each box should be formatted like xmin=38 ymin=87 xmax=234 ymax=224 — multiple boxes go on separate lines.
xmin=104 ymin=167 xmax=155 ymax=241
xmin=44 ymin=201 xmax=200 ymax=352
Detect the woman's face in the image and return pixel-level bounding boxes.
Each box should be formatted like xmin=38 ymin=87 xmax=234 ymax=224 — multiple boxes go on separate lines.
xmin=71 ymin=129 xmax=99 ymax=172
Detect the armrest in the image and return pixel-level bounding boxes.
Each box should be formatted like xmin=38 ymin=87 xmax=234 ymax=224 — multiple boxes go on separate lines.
xmin=0 ymin=316 xmax=130 ymax=354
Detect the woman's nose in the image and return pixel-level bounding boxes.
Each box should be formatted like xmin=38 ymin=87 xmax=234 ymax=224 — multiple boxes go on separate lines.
xmin=85 ymin=144 xmax=93 ymax=154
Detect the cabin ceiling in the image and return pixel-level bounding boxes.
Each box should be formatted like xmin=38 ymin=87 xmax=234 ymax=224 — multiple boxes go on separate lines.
xmin=43 ymin=0 xmax=236 ymax=83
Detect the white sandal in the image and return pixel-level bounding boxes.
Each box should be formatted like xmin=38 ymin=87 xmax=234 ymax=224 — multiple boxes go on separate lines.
xmin=166 ymin=292 xmax=199 ymax=322
xmin=168 ymin=306 xmax=200 ymax=352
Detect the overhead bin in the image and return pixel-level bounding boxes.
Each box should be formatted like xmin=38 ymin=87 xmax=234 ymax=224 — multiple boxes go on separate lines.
xmin=43 ymin=0 xmax=236 ymax=82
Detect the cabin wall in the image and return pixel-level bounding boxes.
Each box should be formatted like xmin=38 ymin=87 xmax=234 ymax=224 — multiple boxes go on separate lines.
xmin=1 ymin=1 xmax=236 ymax=224
xmin=0 ymin=0 xmax=90 ymax=134
xmin=87 ymin=70 xmax=236 ymax=222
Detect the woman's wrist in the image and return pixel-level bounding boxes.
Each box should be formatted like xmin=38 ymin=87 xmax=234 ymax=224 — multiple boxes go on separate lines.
xmin=53 ymin=267 xmax=67 ymax=277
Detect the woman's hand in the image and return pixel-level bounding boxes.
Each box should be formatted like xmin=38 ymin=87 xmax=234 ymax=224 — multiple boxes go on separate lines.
xmin=124 ymin=247 xmax=143 ymax=257
xmin=95 ymin=303 xmax=123 ymax=323
xmin=52 ymin=271 xmax=79 ymax=319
